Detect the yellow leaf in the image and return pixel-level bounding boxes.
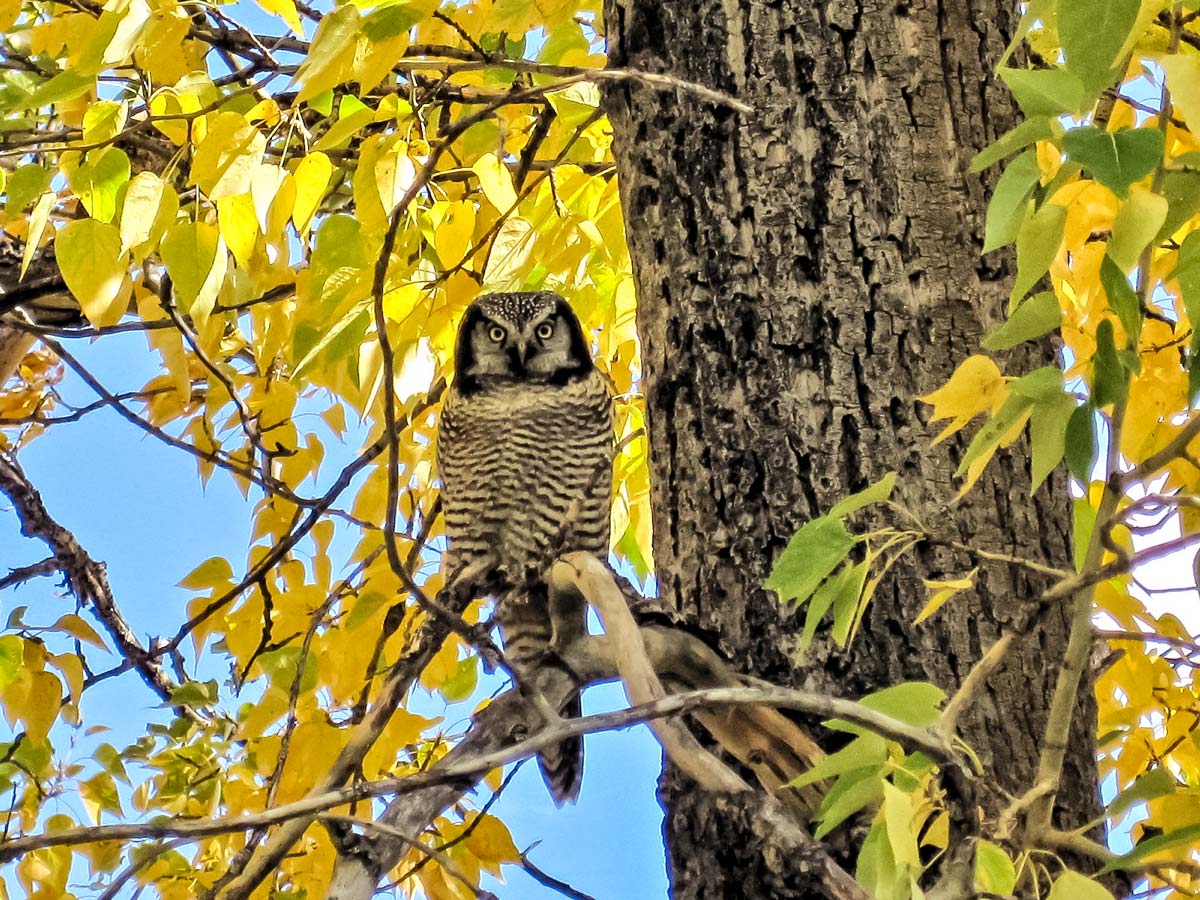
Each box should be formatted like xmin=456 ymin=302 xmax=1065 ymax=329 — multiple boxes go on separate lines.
xmin=21 ymin=191 xmax=56 ymax=279
xmin=118 ymin=172 xmax=178 ymax=257
xmin=217 ymin=193 xmax=259 ymax=269
xmin=293 ymin=4 xmax=359 ymax=102
xmin=55 ymin=218 xmax=130 ymax=328
xmin=483 ymin=215 xmax=534 ymax=285
xmin=375 ymin=142 xmax=417 ymax=216
xmin=147 ymin=89 xmax=192 ymax=146
xmin=190 ymin=112 xmax=267 ymax=202
xmin=472 ymin=152 xmax=518 ymax=212
xmin=51 ymin=613 xmax=108 ymax=651
xmin=292 ymin=152 xmax=334 ymax=234
xmin=0 ymin=0 xmax=20 ymax=31
xmin=916 ymin=570 xmax=978 ymax=625
xmin=434 ymin=200 xmax=477 ymax=268
xmin=1161 ymin=54 xmax=1200 ymax=134
xmin=956 ymin=403 xmax=1031 ymax=497
xmin=179 ymin=556 xmax=234 ymax=590
xmin=362 ymin=708 xmax=439 ymax=776
xmin=383 ymin=282 xmax=424 ymax=323
xmin=135 ymin=8 xmax=191 ymax=84
xmin=80 ymin=771 xmax=123 ymax=823
xmin=22 ymin=670 xmax=62 ymax=744
xmin=48 ymin=653 xmax=84 ymax=704
xmin=254 ymin=0 xmax=302 ymax=33
xmin=920 ymin=355 xmax=1006 ymax=444
xmin=464 ymin=814 xmax=520 ymax=873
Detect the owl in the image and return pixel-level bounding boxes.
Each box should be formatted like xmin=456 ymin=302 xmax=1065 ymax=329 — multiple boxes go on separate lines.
xmin=437 ymin=291 xmax=614 ymax=804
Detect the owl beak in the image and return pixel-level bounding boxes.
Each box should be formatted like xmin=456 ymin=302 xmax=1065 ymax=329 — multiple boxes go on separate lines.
xmin=508 ymin=339 xmax=531 ymax=373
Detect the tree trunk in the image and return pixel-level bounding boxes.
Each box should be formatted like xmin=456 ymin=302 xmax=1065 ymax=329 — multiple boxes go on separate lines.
xmin=603 ymin=1 xmax=1102 ymax=897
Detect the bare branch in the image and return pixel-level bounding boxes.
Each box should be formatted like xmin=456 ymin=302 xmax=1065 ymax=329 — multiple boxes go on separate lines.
xmin=0 ymin=452 xmax=194 ymax=717
xmin=0 ymin=557 xmax=60 ymax=591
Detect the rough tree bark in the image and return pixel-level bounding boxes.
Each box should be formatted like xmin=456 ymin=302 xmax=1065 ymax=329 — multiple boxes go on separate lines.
xmin=603 ymin=1 xmax=1102 ymax=897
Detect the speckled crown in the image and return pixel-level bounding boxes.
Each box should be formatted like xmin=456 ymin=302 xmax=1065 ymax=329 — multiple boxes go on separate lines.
xmin=473 ymin=291 xmax=562 ymax=327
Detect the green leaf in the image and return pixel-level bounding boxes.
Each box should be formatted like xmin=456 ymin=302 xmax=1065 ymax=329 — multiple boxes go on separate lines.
xmin=55 ymin=218 xmax=128 ymax=328
xmin=5 ymin=163 xmax=50 ymax=215
xmin=362 ymin=3 xmax=425 ymax=40
xmin=1073 ymin=495 xmax=1097 ymax=571
xmin=1049 ymin=871 xmax=1115 ymax=899
xmin=1109 ymin=187 xmax=1167 ymax=271
xmin=1157 ymin=166 xmax=1200 ymax=242
xmin=66 ymin=146 xmax=131 ymax=223
xmin=971 ymin=117 xmax=1057 ymax=173
xmin=1060 ymin=0 xmax=1140 ymax=97
xmin=293 ymin=4 xmax=359 ymax=102
xmin=983 ymin=291 xmax=1061 ymax=350
xmin=1010 ymin=365 xmax=1063 ymax=403
xmin=258 ymin=646 xmax=318 ymax=694
xmin=792 ymin=732 xmax=888 ymax=788
xmin=1062 ymin=127 xmax=1165 ymax=199
xmin=999 ymin=68 xmax=1086 ymax=116
xmin=26 ymin=70 xmax=94 ymax=109
xmin=0 ymin=636 xmax=23 ymax=692
xmin=984 ymin=150 xmax=1041 ymax=253
xmin=167 ymin=680 xmax=219 ymax=707
xmin=765 ymin=516 xmax=856 ymax=606
xmin=956 ymin=393 xmax=1035 ymax=478
xmin=440 ymin=656 xmax=479 ymax=702
xmin=345 ymin=591 xmax=389 ymax=631
xmin=1099 ymin=823 xmax=1200 ymax=873
xmin=856 ymin=818 xmax=898 ymax=900
xmin=1099 ymin=254 xmax=1142 ymax=346
xmin=830 ymin=560 xmax=870 ymax=646
xmin=160 ymin=221 xmax=226 ymax=326
xmin=1000 ymin=0 xmax=1056 ymax=66
xmin=1107 ymin=767 xmax=1178 ymax=818
xmin=1030 ymin=392 xmax=1076 ymax=492
xmin=974 ymin=840 xmax=1018 ymax=895
xmin=82 ymin=100 xmax=127 ymax=144
xmin=814 ymin=765 xmax=885 ymax=839
xmin=858 ymin=681 xmax=946 ymax=728
xmin=828 ymin=472 xmax=897 ymax=518
xmin=800 ymin=561 xmax=866 ymax=654
xmin=1092 ymin=318 xmax=1129 ymax=407
xmin=1065 ymin=403 xmax=1097 ymax=484
xmin=1011 ymin=200 xmax=1067 ymax=304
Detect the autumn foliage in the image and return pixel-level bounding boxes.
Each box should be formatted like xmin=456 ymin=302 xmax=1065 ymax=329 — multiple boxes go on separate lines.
xmin=1 ymin=0 xmax=1199 ymax=898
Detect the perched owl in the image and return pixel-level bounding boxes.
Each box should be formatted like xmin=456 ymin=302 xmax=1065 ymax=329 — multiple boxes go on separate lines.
xmin=437 ymin=291 xmax=614 ymax=803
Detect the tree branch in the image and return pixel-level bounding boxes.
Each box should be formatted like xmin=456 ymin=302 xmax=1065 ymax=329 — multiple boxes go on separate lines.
xmin=0 ymin=452 xmax=194 ymax=717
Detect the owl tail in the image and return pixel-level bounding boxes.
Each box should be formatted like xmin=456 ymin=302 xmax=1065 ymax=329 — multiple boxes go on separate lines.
xmin=537 ymin=692 xmax=584 ymax=804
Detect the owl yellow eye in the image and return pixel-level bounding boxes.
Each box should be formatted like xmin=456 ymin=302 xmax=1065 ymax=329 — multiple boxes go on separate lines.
xmin=535 ymin=322 xmax=554 ymax=340
xmin=487 ymin=325 xmax=506 ymax=343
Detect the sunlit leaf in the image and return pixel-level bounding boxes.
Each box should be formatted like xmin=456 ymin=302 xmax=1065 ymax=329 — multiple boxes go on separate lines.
xmin=55 ymin=218 xmax=129 ymax=328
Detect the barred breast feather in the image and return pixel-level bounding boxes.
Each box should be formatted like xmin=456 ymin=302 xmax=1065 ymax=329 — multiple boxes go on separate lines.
xmin=437 ymin=367 xmax=613 ymax=803
xmin=438 ymin=367 xmax=614 ymax=598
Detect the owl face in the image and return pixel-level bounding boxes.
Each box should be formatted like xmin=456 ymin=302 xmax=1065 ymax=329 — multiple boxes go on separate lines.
xmin=453 ymin=292 xmax=593 ymax=394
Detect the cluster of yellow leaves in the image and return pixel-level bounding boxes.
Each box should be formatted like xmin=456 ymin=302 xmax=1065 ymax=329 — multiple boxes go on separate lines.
xmin=0 ymin=0 xmax=643 ymax=893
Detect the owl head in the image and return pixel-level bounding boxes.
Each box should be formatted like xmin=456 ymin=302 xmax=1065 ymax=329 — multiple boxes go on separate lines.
xmin=453 ymin=291 xmax=593 ymax=394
